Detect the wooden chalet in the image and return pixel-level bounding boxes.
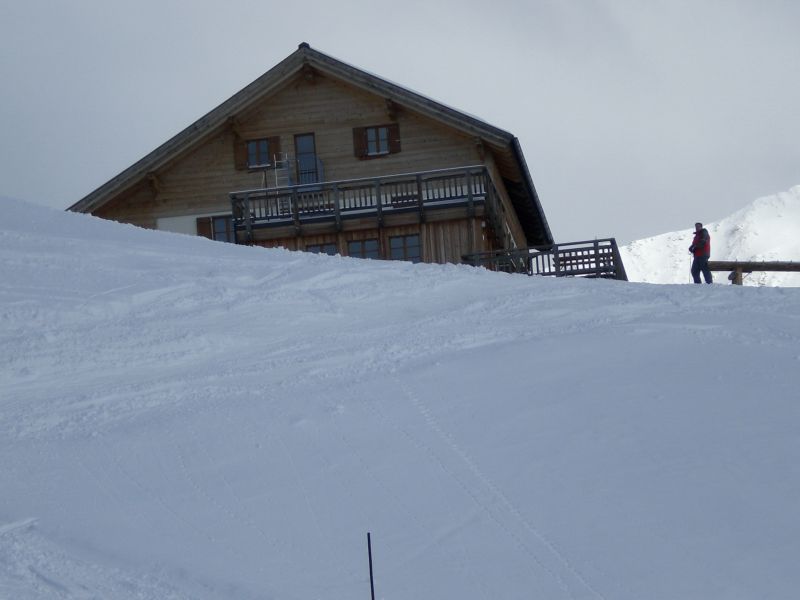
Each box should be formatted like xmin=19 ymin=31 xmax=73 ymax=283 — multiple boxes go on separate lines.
xmin=69 ymin=43 xmax=556 ymax=265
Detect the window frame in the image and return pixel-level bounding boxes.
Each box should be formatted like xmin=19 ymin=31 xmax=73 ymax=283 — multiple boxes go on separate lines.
xmin=235 ymin=135 xmax=281 ymax=171
xmin=197 ymin=215 xmax=234 ymax=243
xmin=389 ymin=234 xmax=421 ymax=263
xmin=353 ymin=123 xmax=400 ymax=160
xmin=246 ymin=138 xmax=271 ymax=168
xmin=347 ymin=238 xmax=381 ymax=260
xmin=306 ymin=242 xmax=338 ymax=256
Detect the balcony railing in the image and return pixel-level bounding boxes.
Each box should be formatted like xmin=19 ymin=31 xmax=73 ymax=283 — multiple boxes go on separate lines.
xmin=462 ymin=239 xmax=628 ymax=281
xmin=230 ymin=166 xmax=497 ymax=240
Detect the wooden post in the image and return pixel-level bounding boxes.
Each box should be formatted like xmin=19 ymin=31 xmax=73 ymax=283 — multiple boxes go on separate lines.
xmin=466 ymin=169 xmax=475 ymax=217
xmin=733 ymin=267 xmax=743 ymax=285
xmin=333 ymin=183 xmax=342 ymax=231
xmin=416 ymin=174 xmax=425 ymax=223
xmin=367 ymin=532 xmax=376 ymax=600
xmin=243 ymin=194 xmax=253 ymax=243
xmin=374 ymin=180 xmax=383 ymax=227
xmin=552 ymin=243 xmax=561 ymax=277
xmin=291 ymin=188 xmax=300 ymax=224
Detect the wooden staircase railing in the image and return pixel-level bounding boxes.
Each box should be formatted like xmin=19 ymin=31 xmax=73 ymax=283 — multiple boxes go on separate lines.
xmin=462 ymin=239 xmax=628 ymax=281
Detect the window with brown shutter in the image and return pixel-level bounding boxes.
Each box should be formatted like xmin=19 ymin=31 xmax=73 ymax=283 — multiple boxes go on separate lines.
xmin=196 ymin=216 xmax=233 ymax=243
xmin=353 ymin=124 xmax=400 ymax=160
xmin=234 ymin=136 xmax=282 ymax=170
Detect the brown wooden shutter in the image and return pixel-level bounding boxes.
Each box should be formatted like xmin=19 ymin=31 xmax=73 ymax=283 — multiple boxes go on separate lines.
xmin=388 ymin=123 xmax=401 ymax=154
xmin=353 ymin=127 xmax=367 ymax=159
xmin=234 ymin=135 xmax=248 ymax=170
xmin=267 ymin=136 xmax=281 ymax=163
xmin=196 ymin=217 xmax=213 ymax=239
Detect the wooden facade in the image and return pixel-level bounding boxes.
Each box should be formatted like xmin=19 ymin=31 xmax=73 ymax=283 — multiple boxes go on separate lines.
xmin=70 ymin=43 xmax=553 ymax=264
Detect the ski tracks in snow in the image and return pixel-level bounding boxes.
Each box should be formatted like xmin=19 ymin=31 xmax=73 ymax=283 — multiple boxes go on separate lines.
xmin=391 ymin=375 xmax=607 ymax=600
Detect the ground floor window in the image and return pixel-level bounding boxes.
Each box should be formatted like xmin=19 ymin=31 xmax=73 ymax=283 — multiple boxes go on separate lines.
xmin=389 ymin=234 xmax=421 ymax=263
xmin=347 ymin=239 xmax=380 ymax=259
xmin=197 ymin=216 xmax=234 ymax=243
xmin=307 ymin=243 xmax=338 ymax=256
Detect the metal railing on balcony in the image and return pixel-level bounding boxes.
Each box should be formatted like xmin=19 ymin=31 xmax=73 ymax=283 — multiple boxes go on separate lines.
xmin=462 ymin=239 xmax=628 ymax=281
xmin=230 ymin=166 xmax=496 ymax=240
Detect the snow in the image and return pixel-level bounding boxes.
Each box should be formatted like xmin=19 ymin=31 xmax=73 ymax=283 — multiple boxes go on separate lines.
xmin=621 ymin=185 xmax=800 ymax=286
xmin=2 ymin=197 xmax=800 ymax=599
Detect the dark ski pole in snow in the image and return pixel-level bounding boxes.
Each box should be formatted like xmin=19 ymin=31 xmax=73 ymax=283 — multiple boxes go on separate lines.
xmin=367 ymin=532 xmax=376 ymax=600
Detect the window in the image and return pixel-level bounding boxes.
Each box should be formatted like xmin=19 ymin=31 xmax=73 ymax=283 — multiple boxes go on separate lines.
xmin=348 ymin=239 xmax=380 ymax=260
xmin=234 ymin=135 xmax=281 ymax=171
xmin=196 ymin=216 xmax=233 ymax=243
xmin=307 ymin=243 xmax=338 ymax=256
xmin=247 ymin=139 xmax=270 ymax=167
xmin=389 ymin=234 xmax=421 ymax=263
xmin=367 ymin=126 xmax=389 ymax=155
xmin=353 ymin=124 xmax=400 ymax=159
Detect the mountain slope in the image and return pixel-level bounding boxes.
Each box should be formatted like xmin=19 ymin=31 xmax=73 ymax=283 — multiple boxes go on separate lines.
xmin=621 ymin=185 xmax=800 ymax=286
xmin=2 ymin=199 xmax=800 ymax=599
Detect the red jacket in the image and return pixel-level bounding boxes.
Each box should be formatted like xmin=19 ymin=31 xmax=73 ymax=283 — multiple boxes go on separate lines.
xmin=690 ymin=228 xmax=711 ymax=257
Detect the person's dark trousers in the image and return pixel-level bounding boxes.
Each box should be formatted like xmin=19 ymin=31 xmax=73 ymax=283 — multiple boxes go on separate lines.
xmin=691 ymin=255 xmax=713 ymax=284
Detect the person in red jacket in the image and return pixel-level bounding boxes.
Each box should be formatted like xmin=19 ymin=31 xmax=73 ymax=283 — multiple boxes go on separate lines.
xmin=689 ymin=222 xmax=712 ymax=284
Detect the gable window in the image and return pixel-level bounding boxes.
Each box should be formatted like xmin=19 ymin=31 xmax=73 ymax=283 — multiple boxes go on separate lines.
xmin=307 ymin=243 xmax=338 ymax=256
xmin=247 ymin=139 xmax=270 ymax=167
xmin=367 ymin=126 xmax=389 ymax=155
xmin=389 ymin=234 xmax=421 ymax=263
xmin=234 ymin=135 xmax=281 ymax=170
xmin=353 ymin=124 xmax=400 ymax=159
xmin=197 ymin=216 xmax=234 ymax=243
xmin=347 ymin=239 xmax=380 ymax=260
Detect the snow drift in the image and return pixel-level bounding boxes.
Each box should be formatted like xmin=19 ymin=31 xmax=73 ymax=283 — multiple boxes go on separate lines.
xmin=1 ymin=198 xmax=799 ymax=599
xmin=621 ymin=185 xmax=800 ymax=286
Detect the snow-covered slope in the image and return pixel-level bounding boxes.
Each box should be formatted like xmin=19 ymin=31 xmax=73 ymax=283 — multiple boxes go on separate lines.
xmin=2 ymin=199 xmax=800 ymax=599
xmin=621 ymin=185 xmax=800 ymax=286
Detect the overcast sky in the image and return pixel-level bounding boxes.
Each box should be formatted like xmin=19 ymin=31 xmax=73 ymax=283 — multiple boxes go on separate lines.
xmin=2 ymin=0 xmax=798 ymax=243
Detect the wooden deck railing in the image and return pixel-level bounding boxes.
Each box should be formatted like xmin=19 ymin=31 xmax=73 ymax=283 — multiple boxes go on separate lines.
xmin=462 ymin=239 xmax=628 ymax=281
xmin=708 ymin=260 xmax=800 ymax=284
xmin=230 ymin=166 xmax=495 ymax=240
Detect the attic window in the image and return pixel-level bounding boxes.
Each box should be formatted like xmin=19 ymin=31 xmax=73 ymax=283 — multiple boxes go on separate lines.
xmin=353 ymin=124 xmax=400 ymax=159
xmin=247 ymin=139 xmax=271 ymax=167
xmin=367 ymin=126 xmax=389 ymax=155
xmin=235 ymin=136 xmax=281 ymax=170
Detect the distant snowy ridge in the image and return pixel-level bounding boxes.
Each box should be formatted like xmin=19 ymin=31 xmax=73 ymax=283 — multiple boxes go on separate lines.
xmin=621 ymin=185 xmax=800 ymax=286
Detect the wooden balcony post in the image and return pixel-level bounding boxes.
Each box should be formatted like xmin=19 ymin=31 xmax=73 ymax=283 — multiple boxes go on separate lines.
xmin=374 ymin=179 xmax=383 ymax=226
xmin=733 ymin=267 xmax=744 ymax=285
xmin=466 ymin=169 xmax=475 ymax=217
xmin=416 ymin=174 xmax=425 ymax=223
xmin=244 ymin=193 xmax=253 ymax=243
xmin=332 ymin=183 xmax=342 ymax=231
xmin=291 ymin=187 xmax=301 ymax=236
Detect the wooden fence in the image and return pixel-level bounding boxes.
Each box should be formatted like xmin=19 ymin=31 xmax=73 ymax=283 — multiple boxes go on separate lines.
xmin=707 ymin=261 xmax=800 ymax=284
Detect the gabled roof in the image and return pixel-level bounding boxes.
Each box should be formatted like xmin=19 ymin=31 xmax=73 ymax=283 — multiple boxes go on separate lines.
xmin=69 ymin=43 xmax=553 ymax=245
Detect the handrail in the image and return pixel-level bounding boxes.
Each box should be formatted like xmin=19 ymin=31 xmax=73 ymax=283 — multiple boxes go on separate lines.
xmin=229 ymin=164 xmax=488 ymax=197
xmin=707 ymin=260 xmax=800 ymax=285
xmin=462 ymin=238 xmax=628 ymax=281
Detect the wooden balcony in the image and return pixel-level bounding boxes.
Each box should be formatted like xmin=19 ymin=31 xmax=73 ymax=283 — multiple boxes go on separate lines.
xmin=230 ymin=166 xmax=502 ymax=242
